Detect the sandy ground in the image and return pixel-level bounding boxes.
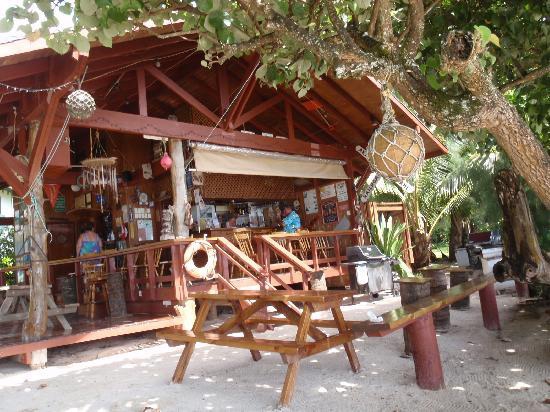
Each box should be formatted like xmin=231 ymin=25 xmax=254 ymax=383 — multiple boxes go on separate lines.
xmin=0 ymin=291 xmax=549 ymax=412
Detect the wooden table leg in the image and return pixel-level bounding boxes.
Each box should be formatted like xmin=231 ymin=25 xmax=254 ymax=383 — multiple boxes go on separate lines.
xmin=280 ymin=361 xmax=300 ymax=407
xmin=278 ymin=302 xmax=312 ymax=407
xmin=406 ymin=313 xmax=445 ymax=390
xmin=230 ymin=301 xmax=262 ymax=361
xmin=331 ymin=306 xmax=360 ymax=373
xmin=172 ymin=300 xmax=211 ymax=383
xmin=479 ymin=283 xmax=501 ymax=330
xmin=273 ymin=301 xmax=327 ymax=341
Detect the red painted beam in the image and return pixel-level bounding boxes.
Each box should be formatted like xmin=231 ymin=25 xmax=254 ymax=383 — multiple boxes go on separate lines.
xmin=216 ymin=66 xmax=230 ymax=114
xmin=226 ymin=57 xmax=260 ymax=128
xmin=69 ymin=108 xmax=349 ymax=160
xmin=285 ymin=101 xmax=295 ymax=141
xmin=136 ymin=68 xmax=148 ymax=116
xmin=234 ymin=95 xmax=283 ymax=128
xmin=0 ymin=147 xmax=29 ymax=197
xmin=324 ymin=77 xmax=376 ymax=128
xmin=144 ymin=64 xmax=220 ymax=124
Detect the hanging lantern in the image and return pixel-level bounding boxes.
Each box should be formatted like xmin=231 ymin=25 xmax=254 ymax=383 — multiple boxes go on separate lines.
xmin=357 ymin=83 xmax=425 ymax=182
xmin=160 ymin=152 xmax=173 ymax=170
xmin=66 ymin=89 xmax=96 ymax=120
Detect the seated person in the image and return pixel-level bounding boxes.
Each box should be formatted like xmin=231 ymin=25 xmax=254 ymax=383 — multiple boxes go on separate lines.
xmin=76 ymin=222 xmax=103 ymax=256
xmin=281 ymin=203 xmax=301 ymax=233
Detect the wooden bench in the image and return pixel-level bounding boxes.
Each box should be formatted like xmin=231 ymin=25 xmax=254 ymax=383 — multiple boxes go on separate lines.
xmin=158 ymin=289 xmax=361 ymax=407
xmin=0 ymin=285 xmax=78 ymax=331
xmin=357 ymin=275 xmax=500 ymax=390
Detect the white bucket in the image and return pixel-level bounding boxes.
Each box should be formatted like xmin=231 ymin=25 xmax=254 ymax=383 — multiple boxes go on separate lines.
xmin=455 ymin=248 xmax=470 ymax=267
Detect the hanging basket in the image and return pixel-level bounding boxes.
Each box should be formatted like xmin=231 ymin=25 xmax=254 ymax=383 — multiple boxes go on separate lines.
xmin=363 ymin=122 xmax=425 ymax=181
xmin=66 ymin=89 xmax=96 ymax=120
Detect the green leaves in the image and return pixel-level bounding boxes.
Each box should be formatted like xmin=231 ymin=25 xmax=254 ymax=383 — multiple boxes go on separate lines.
xmin=73 ymin=34 xmax=91 ymax=53
xmin=0 ymin=18 xmax=14 ymax=33
xmin=474 ymin=25 xmax=500 ymax=47
xmin=79 ymin=0 xmax=98 ymax=17
xmin=205 ymin=10 xmax=225 ymax=33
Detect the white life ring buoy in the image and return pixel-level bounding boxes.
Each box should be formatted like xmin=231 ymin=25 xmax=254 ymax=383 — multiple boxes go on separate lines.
xmin=183 ymin=240 xmax=217 ymax=280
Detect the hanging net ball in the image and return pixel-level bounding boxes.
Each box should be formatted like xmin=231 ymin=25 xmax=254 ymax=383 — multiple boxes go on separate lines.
xmin=358 ymin=122 xmax=425 ymax=181
xmin=66 ymin=89 xmax=96 ymax=119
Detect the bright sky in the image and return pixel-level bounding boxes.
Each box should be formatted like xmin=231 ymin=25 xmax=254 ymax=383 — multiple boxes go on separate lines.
xmin=0 ymin=0 xmax=73 ymax=43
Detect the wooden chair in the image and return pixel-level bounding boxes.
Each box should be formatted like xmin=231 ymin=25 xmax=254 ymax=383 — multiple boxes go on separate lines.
xmin=232 ymin=229 xmax=257 ymax=277
xmin=82 ymin=262 xmax=109 ymax=319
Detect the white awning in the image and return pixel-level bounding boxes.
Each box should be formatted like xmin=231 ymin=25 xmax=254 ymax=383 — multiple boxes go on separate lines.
xmin=192 ymin=144 xmax=348 ymax=180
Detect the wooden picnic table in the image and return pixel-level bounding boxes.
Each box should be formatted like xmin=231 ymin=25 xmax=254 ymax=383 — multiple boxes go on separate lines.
xmin=158 ymin=289 xmax=361 ymax=407
xmin=0 ymin=285 xmax=77 ymax=330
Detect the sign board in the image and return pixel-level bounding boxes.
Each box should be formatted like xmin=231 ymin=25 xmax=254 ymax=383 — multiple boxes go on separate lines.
xmin=322 ymin=200 xmax=338 ymax=224
xmin=335 ymin=181 xmax=348 ymax=202
xmin=303 ymin=189 xmax=318 ymax=214
xmin=320 ymin=184 xmax=336 ymax=200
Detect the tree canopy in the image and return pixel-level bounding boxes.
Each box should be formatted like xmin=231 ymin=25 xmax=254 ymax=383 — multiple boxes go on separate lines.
xmin=2 ymin=0 xmax=549 ymax=205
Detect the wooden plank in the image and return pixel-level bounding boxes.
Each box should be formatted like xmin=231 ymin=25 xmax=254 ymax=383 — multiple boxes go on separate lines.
xmin=363 ymin=275 xmax=495 ymax=336
xmin=145 ymin=65 xmax=219 ymax=124
xmin=136 ymin=68 xmax=148 ymax=116
xmin=190 ymin=289 xmax=352 ymax=303
xmin=157 ymin=330 xmax=303 ymax=355
xmin=234 ymin=95 xmax=283 ymax=128
xmin=331 ymin=306 xmax=360 ymax=372
xmin=69 ymin=109 xmax=349 ymax=160
xmin=0 ymin=147 xmax=28 ymax=197
xmin=285 ymin=101 xmax=295 ymax=140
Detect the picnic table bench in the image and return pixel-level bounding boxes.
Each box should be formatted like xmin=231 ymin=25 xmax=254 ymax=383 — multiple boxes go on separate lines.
xmin=357 ymin=274 xmax=500 ymax=390
xmin=158 ymin=289 xmax=361 ymax=407
xmin=0 ymin=285 xmax=78 ymax=331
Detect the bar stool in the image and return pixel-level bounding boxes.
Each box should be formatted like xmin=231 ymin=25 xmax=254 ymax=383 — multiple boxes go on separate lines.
xmin=82 ymin=262 xmax=109 ymax=319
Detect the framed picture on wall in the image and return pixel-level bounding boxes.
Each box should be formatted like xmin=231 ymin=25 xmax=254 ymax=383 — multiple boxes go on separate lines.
xmin=322 ymin=200 xmax=338 ymax=224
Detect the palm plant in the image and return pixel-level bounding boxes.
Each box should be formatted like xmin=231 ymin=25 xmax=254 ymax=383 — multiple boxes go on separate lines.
xmin=369 ymin=214 xmax=413 ymax=278
xmin=367 ymin=149 xmax=474 ymax=269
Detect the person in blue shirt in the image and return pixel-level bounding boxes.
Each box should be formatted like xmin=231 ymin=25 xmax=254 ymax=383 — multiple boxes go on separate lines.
xmin=281 ymin=203 xmax=301 ymax=233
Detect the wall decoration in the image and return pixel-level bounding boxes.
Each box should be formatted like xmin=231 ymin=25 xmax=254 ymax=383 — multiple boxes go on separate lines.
xmin=54 ymin=193 xmax=66 ymax=213
xmin=192 ymin=171 xmax=205 ymax=186
xmin=320 ymin=184 xmax=336 ymax=200
xmin=335 ymin=181 xmax=348 ymax=202
xmin=322 ymin=200 xmax=338 ymax=224
xmin=142 ymin=162 xmax=153 ymax=179
xmin=303 ymin=189 xmax=318 ymax=214
xmin=137 ymin=219 xmax=154 ymax=242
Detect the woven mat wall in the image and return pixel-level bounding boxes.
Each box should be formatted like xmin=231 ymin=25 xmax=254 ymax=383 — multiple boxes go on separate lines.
xmin=202 ymin=173 xmax=296 ymax=200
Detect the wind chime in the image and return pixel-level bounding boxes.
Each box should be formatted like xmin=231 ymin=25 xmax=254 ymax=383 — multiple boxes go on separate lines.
xmin=81 ymin=129 xmax=118 ymax=211
xmin=356 ymin=82 xmax=425 ymax=199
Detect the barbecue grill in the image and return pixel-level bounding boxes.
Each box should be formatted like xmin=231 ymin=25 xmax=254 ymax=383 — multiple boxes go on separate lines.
xmin=346 ymin=245 xmax=394 ymax=295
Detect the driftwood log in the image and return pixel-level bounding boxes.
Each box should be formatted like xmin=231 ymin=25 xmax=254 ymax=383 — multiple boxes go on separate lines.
xmin=493 ymin=169 xmax=550 ymax=284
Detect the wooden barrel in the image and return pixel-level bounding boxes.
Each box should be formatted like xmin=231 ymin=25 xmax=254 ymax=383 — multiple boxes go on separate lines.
xmin=420 ymin=265 xmax=450 ymax=333
xmin=107 ymin=272 xmax=127 ymax=317
xmin=398 ymin=277 xmax=431 ymax=355
xmin=450 ymin=270 xmax=471 ymax=310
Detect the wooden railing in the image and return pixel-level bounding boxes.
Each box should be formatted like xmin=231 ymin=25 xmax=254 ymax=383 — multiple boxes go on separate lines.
xmin=0 ymin=230 xmax=362 ymax=312
xmin=255 ymin=230 xmax=361 ymax=289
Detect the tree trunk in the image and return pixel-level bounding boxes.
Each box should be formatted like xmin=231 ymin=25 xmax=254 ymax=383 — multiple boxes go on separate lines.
xmin=169 ymin=139 xmax=189 ymax=238
xmin=493 ymin=169 xmax=550 ymax=284
xmin=22 ymin=176 xmax=49 ymax=342
xmin=448 ymin=212 xmax=465 ymax=262
xmin=411 ymin=228 xmax=431 ymax=270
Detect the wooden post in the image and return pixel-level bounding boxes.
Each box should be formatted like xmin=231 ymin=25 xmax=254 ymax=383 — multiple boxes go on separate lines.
xmin=18 ymin=121 xmax=48 ymax=367
xmin=406 ymin=313 xmax=445 ymax=390
xmin=169 ymin=139 xmax=189 ymax=238
xmin=478 ymin=283 xmax=501 ymax=331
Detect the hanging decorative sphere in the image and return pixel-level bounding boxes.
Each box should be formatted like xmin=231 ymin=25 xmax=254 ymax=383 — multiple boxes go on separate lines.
xmin=66 ymin=89 xmax=96 ymax=120
xmin=362 ymin=122 xmax=425 ymax=181
xmin=160 ymin=152 xmax=173 ymax=170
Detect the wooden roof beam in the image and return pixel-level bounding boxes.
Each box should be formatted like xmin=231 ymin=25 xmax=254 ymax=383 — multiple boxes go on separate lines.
xmin=0 ymin=147 xmax=28 ymax=197
xmin=28 ymin=50 xmax=88 ymax=182
xmin=324 ymin=77 xmax=378 ymax=127
xmin=144 ymin=64 xmax=219 ymax=124
xmin=226 ymin=57 xmax=260 ymax=129
xmin=69 ymin=108 xmax=349 ymax=160
xmin=233 ymin=95 xmax=283 ymax=128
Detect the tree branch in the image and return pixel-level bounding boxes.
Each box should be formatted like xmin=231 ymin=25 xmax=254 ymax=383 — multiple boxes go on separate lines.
xmin=401 ymin=0 xmax=425 ymax=59
xmin=500 ymin=66 xmax=550 ymax=92
xmin=425 ymin=0 xmax=442 ymax=17
xmin=213 ymin=33 xmax=278 ymax=63
xmin=367 ymin=0 xmax=381 ymax=36
xmin=325 ymin=0 xmax=358 ymax=51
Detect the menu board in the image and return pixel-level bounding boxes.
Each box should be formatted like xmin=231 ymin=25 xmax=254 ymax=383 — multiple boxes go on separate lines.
xmin=303 ymin=189 xmax=318 ymax=214
xmin=335 ymin=181 xmax=348 ymax=202
xmin=322 ymin=200 xmax=338 ymax=224
xmin=319 ymin=184 xmax=336 ymax=200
